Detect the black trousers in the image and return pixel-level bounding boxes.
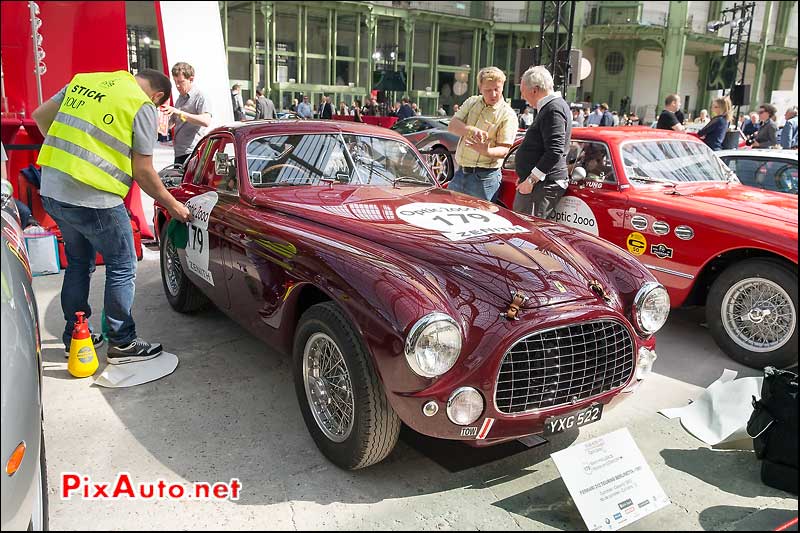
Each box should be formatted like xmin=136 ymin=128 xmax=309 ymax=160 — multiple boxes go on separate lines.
xmin=512 ymin=179 xmax=567 ymax=219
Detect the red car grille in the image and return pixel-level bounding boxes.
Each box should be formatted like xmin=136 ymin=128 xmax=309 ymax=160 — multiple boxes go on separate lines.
xmin=494 ymin=320 xmax=634 ymax=415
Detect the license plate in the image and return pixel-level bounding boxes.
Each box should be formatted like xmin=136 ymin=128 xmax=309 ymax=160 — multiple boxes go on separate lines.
xmin=543 ymin=403 xmax=603 ymax=436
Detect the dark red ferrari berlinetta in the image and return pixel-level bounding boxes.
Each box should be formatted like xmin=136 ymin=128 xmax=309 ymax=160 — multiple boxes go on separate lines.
xmin=155 ymin=120 xmax=668 ymax=470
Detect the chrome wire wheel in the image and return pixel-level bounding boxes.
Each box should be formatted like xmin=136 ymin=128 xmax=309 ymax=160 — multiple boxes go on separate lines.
xmin=721 ymin=277 xmax=796 ymax=353
xmin=428 ymin=151 xmax=452 ymax=185
xmin=303 ymin=332 xmax=355 ymax=443
xmin=164 ymin=235 xmax=183 ymax=297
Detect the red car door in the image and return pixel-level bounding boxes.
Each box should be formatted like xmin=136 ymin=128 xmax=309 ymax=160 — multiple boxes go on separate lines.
xmin=499 ymin=141 xmax=631 ymax=252
xmin=173 ymin=135 xmax=233 ymax=309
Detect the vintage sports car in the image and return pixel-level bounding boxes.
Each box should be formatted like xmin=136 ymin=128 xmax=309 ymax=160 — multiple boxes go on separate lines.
xmin=716 ymin=149 xmax=798 ymax=195
xmin=391 ymin=116 xmax=458 ymax=185
xmin=1 ymin=183 xmax=48 ymax=530
xmin=155 ymin=121 xmax=667 ymax=469
xmin=499 ymin=127 xmax=798 ymax=369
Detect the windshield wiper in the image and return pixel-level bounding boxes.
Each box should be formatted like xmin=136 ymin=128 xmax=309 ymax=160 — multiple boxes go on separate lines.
xmin=392 ymin=176 xmax=433 ymax=187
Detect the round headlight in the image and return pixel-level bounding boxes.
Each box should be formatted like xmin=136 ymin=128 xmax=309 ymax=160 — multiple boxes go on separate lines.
xmin=633 ymin=282 xmax=670 ymax=335
xmin=446 ymin=387 xmax=484 ymax=426
xmin=405 ymin=313 xmax=462 ymax=378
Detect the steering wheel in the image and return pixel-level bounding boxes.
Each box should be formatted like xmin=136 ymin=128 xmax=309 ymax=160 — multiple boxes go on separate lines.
xmin=261 ymin=163 xmax=306 ymax=180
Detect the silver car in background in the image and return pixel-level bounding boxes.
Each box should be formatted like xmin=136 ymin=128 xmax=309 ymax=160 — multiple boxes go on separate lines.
xmin=1 ymin=188 xmax=48 ymax=530
xmin=391 ymin=116 xmax=459 ymax=185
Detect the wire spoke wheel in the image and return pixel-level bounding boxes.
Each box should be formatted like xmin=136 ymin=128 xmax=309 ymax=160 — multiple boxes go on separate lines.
xmin=303 ymin=332 xmax=355 ymax=443
xmin=722 ymin=278 xmax=796 ymax=353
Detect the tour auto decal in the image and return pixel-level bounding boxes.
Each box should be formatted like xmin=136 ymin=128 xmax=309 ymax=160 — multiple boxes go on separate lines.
xmin=650 ymin=243 xmax=673 ymax=259
xmin=547 ymin=196 xmax=599 ymax=236
xmin=395 ymin=203 xmax=528 ymax=241
xmin=626 ymin=232 xmax=647 ymax=256
xmin=184 ymin=191 xmax=218 ymax=286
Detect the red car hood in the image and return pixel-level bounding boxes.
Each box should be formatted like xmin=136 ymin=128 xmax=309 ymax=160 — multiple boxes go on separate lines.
xmin=652 ymin=182 xmax=798 ymax=224
xmin=251 ymin=186 xmax=610 ymax=309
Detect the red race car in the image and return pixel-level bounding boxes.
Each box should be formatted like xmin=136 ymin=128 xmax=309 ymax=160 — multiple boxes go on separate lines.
xmin=155 ymin=121 xmax=667 ymax=469
xmin=499 ymin=127 xmax=798 ymax=369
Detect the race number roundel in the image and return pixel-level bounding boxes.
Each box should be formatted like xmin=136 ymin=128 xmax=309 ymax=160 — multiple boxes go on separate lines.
xmin=184 ymin=191 xmax=218 ymax=286
xmin=548 ymin=196 xmax=599 ymax=236
xmin=396 ymin=202 xmax=528 ymax=241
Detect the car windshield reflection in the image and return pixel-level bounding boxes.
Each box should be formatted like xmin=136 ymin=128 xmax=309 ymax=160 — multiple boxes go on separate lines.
xmin=622 ymin=140 xmax=730 ymax=183
xmin=246 ymin=133 xmax=435 ymax=188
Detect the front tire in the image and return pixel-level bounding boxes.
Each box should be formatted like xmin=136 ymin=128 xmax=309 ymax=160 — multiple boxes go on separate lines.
xmin=159 ymin=222 xmax=209 ymax=313
xmin=29 ymin=428 xmax=48 ymax=531
xmin=707 ymin=259 xmax=797 ymax=369
xmin=293 ymin=302 xmax=400 ymax=470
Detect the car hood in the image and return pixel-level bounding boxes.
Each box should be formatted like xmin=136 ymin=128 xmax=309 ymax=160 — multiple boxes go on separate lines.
xmin=649 ymin=183 xmax=798 ymax=224
xmin=251 ymin=186 xmax=614 ymax=309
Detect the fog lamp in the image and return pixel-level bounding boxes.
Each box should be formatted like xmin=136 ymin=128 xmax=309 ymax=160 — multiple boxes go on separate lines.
xmin=446 ymin=387 xmax=484 ymax=426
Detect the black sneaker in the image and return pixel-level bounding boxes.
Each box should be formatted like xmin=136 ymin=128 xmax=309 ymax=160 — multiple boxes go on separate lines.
xmin=106 ymin=338 xmax=163 ymax=365
xmin=64 ymin=333 xmax=105 ymax=358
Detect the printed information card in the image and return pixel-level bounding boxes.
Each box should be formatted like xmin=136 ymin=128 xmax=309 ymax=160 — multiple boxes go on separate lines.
xmin=550 ymin=427 xmax=670 ymax=531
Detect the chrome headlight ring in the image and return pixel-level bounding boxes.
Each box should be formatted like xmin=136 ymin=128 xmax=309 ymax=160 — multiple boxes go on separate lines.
xmin=632 ymin=282 xmax=670 ymax=336
xmin=404 ymin=312 xmax=462 ymax=378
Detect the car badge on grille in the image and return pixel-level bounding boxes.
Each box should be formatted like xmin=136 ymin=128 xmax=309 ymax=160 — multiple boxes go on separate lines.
xmin=501 ymin=291 xmax=528 ymax=320
xmin=589 ymin=280 xmax=612 ymax=303
xmin=571 ymin=396 xmax=579 ymax=405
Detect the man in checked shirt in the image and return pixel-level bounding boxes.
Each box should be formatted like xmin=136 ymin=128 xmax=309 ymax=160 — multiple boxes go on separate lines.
xmin=447 ymin=67 xmax=518 ymax=201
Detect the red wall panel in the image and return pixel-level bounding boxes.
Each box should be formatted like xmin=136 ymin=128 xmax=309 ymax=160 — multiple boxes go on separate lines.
xmin=2 ymin=1 xmax=128 ymax=116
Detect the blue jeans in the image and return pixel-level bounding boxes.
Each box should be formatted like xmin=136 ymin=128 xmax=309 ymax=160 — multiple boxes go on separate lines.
xmin=447 ymin=166 xmax=501 ymax=201
xmin=42 ymin=197 xmax=137 ymax=347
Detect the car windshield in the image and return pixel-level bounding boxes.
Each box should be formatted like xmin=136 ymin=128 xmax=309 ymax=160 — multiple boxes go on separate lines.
xmin=621 ymin=140 xmax=731 ymax=183
xmin=246 ymin=133 xmax=435 ymax=187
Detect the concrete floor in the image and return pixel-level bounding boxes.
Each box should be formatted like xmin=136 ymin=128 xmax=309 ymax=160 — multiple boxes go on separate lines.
xmin=33 ymin=147 xmax=797 ymax=530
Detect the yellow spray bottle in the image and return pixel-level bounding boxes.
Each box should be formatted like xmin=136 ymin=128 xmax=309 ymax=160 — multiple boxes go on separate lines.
xmin=67 ymin=312 xmax=99 ymax=378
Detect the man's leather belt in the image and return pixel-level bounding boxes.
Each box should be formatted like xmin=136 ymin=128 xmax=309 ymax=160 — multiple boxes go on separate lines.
xmin=461 ymin=166 xmax=497 ymax=173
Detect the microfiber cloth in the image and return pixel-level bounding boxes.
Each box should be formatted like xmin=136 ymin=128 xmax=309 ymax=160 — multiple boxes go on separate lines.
xmin=166 ymin=219 xmax=188 ymax=249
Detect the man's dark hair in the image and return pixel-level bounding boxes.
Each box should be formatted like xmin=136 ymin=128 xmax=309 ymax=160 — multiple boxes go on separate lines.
xmin=136 ymin=69 xmax=172 ymax=106
xmin=401 ymin=97 xmax=410 ymax=104
xmin=170 ymin=62 xmax=195 ymax=79
xmin=256 ymin=88 xmax=264 ymax=97
xmin=665 ymin=93 xmax=679 ymax=106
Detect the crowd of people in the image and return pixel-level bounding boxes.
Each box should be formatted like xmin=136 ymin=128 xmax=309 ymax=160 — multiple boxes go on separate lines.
xmin=228 ymin=79 xmax=798 ymax=153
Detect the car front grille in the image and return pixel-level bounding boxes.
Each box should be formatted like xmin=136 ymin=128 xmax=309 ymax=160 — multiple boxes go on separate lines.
xmin=495 ymin=320 xmax=634 ymax=415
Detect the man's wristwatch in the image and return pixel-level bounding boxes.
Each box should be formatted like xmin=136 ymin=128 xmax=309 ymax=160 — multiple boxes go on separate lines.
xmin=180 ymin=111 xmax=187 ymax=122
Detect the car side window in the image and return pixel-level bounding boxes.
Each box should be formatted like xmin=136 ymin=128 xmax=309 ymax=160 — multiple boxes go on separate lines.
xmin=183 ymin=139 xmax=207 ymax=184
xmin=193 ymin=138 xmax=221 ymax=186
xmin=394 ymin=119 xmax=421 ymax=135
xmin=725 ymin=158 xmax=763 ymax=189
xmin=575 ymin=141 xmax=616 ymax=183
xmin=207 ymin=136 xmax=238 ymax=194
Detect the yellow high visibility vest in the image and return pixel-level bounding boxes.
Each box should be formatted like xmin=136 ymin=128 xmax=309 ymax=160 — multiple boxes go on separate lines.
xmin=37 ymin=71 xmax=153 ymax=198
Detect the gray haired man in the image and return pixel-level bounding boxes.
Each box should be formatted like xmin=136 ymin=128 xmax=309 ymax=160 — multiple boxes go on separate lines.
xmin=513 ymin=66 xmax=572 ymax=219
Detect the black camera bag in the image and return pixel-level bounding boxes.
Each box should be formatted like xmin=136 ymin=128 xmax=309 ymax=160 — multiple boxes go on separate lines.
xmin=747 ymin=366 xmax=798 ymax=494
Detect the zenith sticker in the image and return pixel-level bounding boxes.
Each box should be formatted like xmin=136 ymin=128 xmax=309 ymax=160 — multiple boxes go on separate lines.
xmin=395 ymin=202 xmax=529 ymax=241
xmin=460 ymin=427 xmax=479 ymax=437
xmin=650 ymin=243 xmax=673 ymax=259
xmin=476 ymin=418 xmax=495 ymax=440
xmin=626 ymin=232 xmax=647 ymax=256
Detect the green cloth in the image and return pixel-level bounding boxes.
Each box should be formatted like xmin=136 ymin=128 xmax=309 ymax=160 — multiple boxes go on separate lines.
xmin=167 ymin=219 xmax=188 ymax=249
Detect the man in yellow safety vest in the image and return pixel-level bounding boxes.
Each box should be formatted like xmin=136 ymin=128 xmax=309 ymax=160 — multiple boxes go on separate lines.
xmin=33 ymin=69 xmax=191 ymax=364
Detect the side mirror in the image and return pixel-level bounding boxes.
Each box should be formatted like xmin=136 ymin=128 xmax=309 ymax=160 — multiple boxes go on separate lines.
xmin=214 ymin=152 xmax=235 ymax=178
xmin=571 ymin=166 xmax=587 ymax=182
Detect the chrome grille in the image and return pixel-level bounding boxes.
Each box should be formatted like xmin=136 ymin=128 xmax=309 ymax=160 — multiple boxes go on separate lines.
xmin=495 ymin=320 xmax=634 ymax=415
